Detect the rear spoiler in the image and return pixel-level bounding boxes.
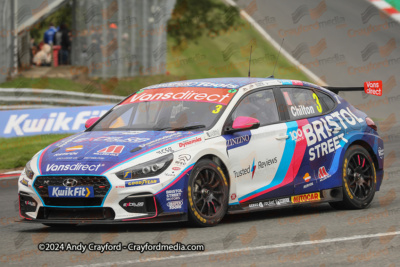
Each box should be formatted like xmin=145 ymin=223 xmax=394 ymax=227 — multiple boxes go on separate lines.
xmin=323 ymin=86 xmax=364 ymax=94
xmin=323 ymin=81 xmax=382 ymax=96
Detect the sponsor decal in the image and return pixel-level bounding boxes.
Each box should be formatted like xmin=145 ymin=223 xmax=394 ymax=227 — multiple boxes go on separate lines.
xmin=291 ymin=105 xmax=315 ymax=117
xmin=115 ymin=185 xmax=125 ymax=188
xmin=156 ymin=147 xmax=173 ymax=155
xmin=94 ymin=145 xmax=124 ymax=156
xmin=302 ymin=108 xmax=363 ymax=161
xmin=303 ymin=173 xmax=311 ymax=182
xmin=174 ymin=154 xmax=191 ymax=166
xmin=289 ymin=129 xmax=306 ymax=142
xmin=172 ymin=167 xmax=181 ymax=171
xmin=56 ymin=157 xmax=78 ymax=160
xmin=66 ymin=145 xmax=83 ymax=152
xmin=20 ymin=178 xmax=29 ymax=187
xmin=123 ymin=202 xmax=144 ymax=207
xmin=125 ymin=178 xmax=160 ymax=187
xmin=178 ymin=137 xmax=202 ymax=148
xmin=122 ymin=87 xmax=235 ymax=105
xmin=364 ymin=81 xmax=382 ymax=96
xmin=251 ymin=158 xmax=256 ymax=179
xmin=167 ymin=200 xmax=183 ymax=210
xmin=1 ymin=107 xmax=110 ymax=137
xmin=291 ymin=192 xmax=320 ymax=203
xmin=225 ymin=133 xmax=251 ymax=150
xmin=123 ymin=171 xmax=132 ymax=179
xmin=263 ymin=197 xmax=290 ymax=207
xmin=249 ymin=202 xmax=264 ymax=208
xmin=233 ymin=165 xmax=251 ymax=178
xmin=304 ymin=182 xmax=314 ymax=189
xmin=166 ymin=189 xmax=182 ymax=201
xmin=258 ymin=157 xmax=278 ymax=169
xmin=54 ymin=152 xmax=78 ymax=157
xmin=231 ymin=193 xmax=237 ymax=200
xmin=143 ymin=81 xmax=240 ymax=90
xmin=378 ymin=147 xmax=384 ymax=159
xmin=48 ymin=186 xmax=94 ymax=198
xmin=46 ymin=163 xmax=102 ymax=172
xmin=74 ymin=136 xmax=150 ymax=143
xmin=318 ymin=166 xmax=331 ymax=181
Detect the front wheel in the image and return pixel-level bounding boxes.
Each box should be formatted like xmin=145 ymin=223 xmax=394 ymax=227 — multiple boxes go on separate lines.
xmin=187 ymin=159 xmax=229 ymax=227
xmin=329 ymin=145 xmax=377 ymax=210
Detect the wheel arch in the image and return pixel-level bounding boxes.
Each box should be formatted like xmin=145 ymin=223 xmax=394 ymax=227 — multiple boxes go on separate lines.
xmin=348 ymin=139 xmax=380 ymax=171
xmin=197 ymin=154 xmax=231 ymax=187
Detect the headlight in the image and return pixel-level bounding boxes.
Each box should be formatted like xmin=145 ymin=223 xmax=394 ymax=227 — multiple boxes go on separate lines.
xmin=25 ymin=160 xmax=35 ymax=180
xmin=116 ymin=154 xmax=173 ymax=180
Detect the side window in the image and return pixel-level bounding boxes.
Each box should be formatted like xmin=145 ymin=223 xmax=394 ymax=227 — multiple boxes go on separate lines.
xmin=231 ymin=89 xmax=279 ymax=126
xmin=317 ymin=91 xmax=336 ymax=110
xmin=281 ymin=87 xmax=325 ymax=120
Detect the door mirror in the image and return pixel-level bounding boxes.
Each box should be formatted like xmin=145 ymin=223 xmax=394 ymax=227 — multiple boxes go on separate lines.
xmin=227 ymin=116 xmax=260 ymax=133
xmin=85 ymin=117 xmax=100 ymax=129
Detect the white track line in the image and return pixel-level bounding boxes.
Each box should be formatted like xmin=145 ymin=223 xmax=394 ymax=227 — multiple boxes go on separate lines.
xmin=224 ymin=0 xmax=327 ymax=86
xmin=73 ymin=231 xmax=400 ymax=267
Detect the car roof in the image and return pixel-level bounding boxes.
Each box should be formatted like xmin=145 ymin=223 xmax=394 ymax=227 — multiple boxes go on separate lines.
xmin=142 ymin=77 xmax=331 ymax=94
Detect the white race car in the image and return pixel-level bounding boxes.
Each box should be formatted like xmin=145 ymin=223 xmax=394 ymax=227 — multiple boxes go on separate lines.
xmin=18 ymin=78 xmax=384 ymax=227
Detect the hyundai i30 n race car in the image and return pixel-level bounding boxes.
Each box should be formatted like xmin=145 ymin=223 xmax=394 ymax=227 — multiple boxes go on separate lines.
xmin=18 ymin=78 xmax=384 ymax=227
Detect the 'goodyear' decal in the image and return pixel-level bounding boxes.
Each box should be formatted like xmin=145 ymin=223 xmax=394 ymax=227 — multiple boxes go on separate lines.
xmin=125 ymin=178 xmax=160 ymax=187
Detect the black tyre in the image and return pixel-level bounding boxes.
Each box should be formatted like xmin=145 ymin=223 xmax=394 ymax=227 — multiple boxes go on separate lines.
xmin=329 ymin=145 xmax=377 ymax=210
xmin=187 ymin=159 xmax=229 ymax=227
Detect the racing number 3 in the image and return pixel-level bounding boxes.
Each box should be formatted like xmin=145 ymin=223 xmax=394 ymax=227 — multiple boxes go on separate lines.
xmin=212 ymin=105 xmax=222 ymax=114
xmin=313 ymin=93 xmax=322 ymax=113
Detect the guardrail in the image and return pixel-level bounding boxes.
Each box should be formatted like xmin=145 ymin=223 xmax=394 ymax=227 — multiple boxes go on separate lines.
xmin=0 ymin=88 xmax=125 ymax=108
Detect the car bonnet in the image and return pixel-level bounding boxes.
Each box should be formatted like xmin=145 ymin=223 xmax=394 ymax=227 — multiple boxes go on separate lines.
xmin=36 ymin=131 xmax=203 ymax=175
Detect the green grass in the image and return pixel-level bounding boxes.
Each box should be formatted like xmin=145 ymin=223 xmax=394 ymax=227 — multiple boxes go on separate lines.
xmin=167 ymin=18 xmax=309 ymax=81
xmin=0 ymin=134 xmax=72 ymax=170
xmin=0 ymin=77 xmax=87 ymax=92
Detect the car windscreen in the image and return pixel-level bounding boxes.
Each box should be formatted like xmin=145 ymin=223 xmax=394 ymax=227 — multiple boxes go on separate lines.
xmin=90 ymin=87 xmax=237 ymax=131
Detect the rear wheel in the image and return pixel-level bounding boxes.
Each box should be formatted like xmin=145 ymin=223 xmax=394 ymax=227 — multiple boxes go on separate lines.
xmin=187 ymin=159 xmax=228 ymax=227
xmin=329 ymin=145 xmax=376 ymax=210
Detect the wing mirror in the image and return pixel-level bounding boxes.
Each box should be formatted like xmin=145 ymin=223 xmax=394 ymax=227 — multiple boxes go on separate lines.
xmin=85 ymin=117 xmax=100 ymax=129
xmin=226 ymin=116 xmax=260 ymax=133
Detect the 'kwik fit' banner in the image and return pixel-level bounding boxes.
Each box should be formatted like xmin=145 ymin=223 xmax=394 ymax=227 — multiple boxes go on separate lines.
xmin=0 ymin=105 xmax=113 ymax=138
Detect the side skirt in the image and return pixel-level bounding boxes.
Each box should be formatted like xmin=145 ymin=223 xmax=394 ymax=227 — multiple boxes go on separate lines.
xmin=227 ymin=187 xmax=343 ymax=215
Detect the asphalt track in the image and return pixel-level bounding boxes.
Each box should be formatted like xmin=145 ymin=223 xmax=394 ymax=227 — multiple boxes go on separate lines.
xmin=1 ymin=0 xmax=400 ymax=266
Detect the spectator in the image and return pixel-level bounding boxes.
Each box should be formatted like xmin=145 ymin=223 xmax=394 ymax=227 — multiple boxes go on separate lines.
xmin=33 ymin=43 xmax=52 ymax=66
xmin=44 ymin=23 xmax=57 ymax=45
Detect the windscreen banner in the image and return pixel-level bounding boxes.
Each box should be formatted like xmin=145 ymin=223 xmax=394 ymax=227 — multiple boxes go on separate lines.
xmin=0 ymin=105 xmax=113 ymax=138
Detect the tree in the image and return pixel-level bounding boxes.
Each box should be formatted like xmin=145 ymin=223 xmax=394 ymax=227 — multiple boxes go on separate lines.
xmin=167 ymin=0 xmax=242 ymax=47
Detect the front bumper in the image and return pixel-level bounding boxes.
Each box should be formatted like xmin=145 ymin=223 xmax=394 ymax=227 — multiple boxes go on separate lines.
xmin=18 ymin=167 xmax=193 ymax=223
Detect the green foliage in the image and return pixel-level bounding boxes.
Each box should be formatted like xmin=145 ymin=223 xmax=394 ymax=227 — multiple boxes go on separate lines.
xmin=30 ymin=3 xmax=72 ymax=43
xmin=167 ymin=0 xmax=242 ymax=47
